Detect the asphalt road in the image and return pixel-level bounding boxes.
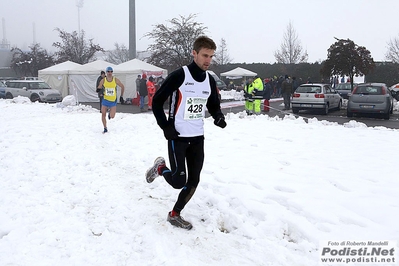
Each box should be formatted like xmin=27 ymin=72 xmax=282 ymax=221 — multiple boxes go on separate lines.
xmin=82 ymin=99 xmax=399 ymax=129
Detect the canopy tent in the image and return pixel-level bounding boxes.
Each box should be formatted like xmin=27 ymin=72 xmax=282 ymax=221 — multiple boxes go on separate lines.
xmin=84 ymin=60 xmax=116 ymax=71
xmin=113 ymin=59 xmax=168 ymax=99
xmin=38 ymin=61 xmax=81 ymax=98
xmin=220 ymin=67 xmax=257 ymax=79
xmin=39 ymin=59 xmax=167 ymax=102
xmin=68 ymin=64 xmax=100 ymax=102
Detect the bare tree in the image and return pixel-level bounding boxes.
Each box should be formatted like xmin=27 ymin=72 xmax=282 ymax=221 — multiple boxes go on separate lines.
xmin=144 ymin=14 xmax=207 ymax=71
xmin=386 ymin=35 xmax=399 ymax=63
xmin=274 ymin=21 xmax=308 ymax=64
xmin=53 ymin=28 xmax=103 ymax=64
xmin=11 ymin=43 xmax=54 ymax=76
xmin=106 ymin=43 xmax=130 ymax=64
xmin=213 ymin=38 xmax=232 ymax=65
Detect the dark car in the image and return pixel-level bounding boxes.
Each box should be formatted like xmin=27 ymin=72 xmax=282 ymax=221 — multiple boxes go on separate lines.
xmin=0 ymin=81 xmax=6 ymax=98
xmin=207 ymin=70 xmax=227 ymax=91
xmin=335 ymin=82 xmax=357 ymax=99
xmin=347 ymin=83 xmax=393 ymax=120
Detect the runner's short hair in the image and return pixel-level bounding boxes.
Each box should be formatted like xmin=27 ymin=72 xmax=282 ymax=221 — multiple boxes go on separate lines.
xmin=193 ymin=36 xmax=216 ymax=53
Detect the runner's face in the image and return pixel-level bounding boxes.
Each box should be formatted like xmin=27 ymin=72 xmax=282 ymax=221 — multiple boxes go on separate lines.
xmin=193 ymin=48 xmax=214 ymax=71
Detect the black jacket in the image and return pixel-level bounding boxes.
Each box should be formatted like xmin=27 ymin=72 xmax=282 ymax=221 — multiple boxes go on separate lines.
xmin=96 ymin=76 xmax=103 ymax=93
xmin=263 ymin=82 xmax=272 ymax=100
xmin=139 ymin=78 xmax=148 ymax=96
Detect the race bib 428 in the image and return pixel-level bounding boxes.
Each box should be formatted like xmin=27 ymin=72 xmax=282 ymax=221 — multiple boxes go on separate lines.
xmin=183 ymin=97 xmax=207 ymax=120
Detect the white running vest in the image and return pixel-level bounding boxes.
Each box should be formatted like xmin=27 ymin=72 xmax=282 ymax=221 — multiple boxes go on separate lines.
xmin=174 ymin=66 xmax=211 ymax=137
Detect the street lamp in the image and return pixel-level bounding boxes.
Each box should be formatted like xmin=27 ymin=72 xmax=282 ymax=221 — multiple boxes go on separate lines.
xmin=76 ymin=0 xmax=84 ymax=35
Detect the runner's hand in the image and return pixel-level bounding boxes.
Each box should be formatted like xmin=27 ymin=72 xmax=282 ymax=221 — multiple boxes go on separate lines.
xmin=214 ymin=116 xmax=227 ymax=128
xmin=163 ymin=124 xmax=180 ymax=140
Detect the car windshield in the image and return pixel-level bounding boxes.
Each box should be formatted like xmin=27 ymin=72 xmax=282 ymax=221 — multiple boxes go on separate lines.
xmin=353 ymin=86 xmax=382 ymax=95
xmin=30 ymin=82 xmax=51 ymax=89
xmin=336 ymin=83 xmax=352 ymax=90
xmin=296 ymin=86 xmax=321 ymax=93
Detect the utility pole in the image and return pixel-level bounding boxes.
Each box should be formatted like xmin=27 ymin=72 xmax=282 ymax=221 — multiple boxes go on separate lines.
xmin=129 ymin=0 xmax=136 ymax=59
xmin=33 ymin=22 xmax=36 ymax=44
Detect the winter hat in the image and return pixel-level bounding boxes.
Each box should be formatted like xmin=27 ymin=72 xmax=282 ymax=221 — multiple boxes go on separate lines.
xmin=142 ymin=73 xmax=147 ymax=79
xmin=106 ymin=66 xmax=113 ymax=72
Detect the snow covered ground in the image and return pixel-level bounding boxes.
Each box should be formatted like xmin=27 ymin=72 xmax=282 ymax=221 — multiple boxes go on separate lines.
xmin=0 ymin=97 xmax=398 ymax=266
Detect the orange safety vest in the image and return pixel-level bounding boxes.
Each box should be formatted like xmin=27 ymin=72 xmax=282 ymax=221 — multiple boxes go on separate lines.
xmin=146 ymin=80 xmax=156 ymax=94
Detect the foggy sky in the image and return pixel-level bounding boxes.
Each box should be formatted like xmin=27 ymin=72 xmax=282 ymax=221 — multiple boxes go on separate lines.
xmin=1 ymin=0 xmax=398 ymax=63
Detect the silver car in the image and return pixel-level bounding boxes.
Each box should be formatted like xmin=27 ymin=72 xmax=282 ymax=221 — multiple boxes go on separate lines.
xmin=347 ymin=83 xmax=393 ymax=120
xmin=292 ymin=83 xmax=342 ymax=115
xmin=5 ymin=80 xmax=62 ymax=103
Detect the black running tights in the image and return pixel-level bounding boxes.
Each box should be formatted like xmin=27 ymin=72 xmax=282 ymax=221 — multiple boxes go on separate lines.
xmin=164 ymin=138 xmax=204 ymax=213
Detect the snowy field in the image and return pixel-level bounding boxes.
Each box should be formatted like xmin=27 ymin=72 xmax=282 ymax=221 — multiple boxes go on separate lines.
xmin=0 ymin=97 xmax=398 ymax=266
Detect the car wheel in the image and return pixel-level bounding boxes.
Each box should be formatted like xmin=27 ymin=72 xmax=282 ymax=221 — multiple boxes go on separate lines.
xmin=336 ymin=100 xmax=342 ymax=111
xmin=292 ymin=108 xmax=299 ymax=114
xmin=347 ymin=110 xmax=353 ymax=117
xmin=322 ymin=104 xmax=329 ymax=115
xmin=5 ymin=92 xmax=13 ymax=99
xmin=30 ymin=94 xmax=40 ymax=102
xmin=383 ymin=112 xmax=390 ymax=120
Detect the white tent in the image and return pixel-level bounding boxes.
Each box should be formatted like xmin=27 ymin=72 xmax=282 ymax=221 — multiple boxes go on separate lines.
xmin=39 ymin=62 xmax=101 ymax=102
xmin=84 ymin=60 xmax=116 ymax=71
xmin=113 ymin=59 xmax=168 ymax=99
xmin=38 ymin=61 xmax=81 ymax=97
xmin=39 ymin=59 xmax=167 ymax=102
xmin=220 ymin=67 xmax=257 ymax=79
xmin=69 ymin=64 xmax=100 ymax=102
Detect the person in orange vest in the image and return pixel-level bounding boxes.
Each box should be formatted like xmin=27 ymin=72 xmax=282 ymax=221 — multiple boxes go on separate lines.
xmin=146 ymin=76 xmax=156 ymax=110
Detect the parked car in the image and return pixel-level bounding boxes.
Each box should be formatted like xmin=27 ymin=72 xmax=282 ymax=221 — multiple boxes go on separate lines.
xmin=291 ymin=83 xmax=342 ymax=114
xmin=5 ymin=80 xmax=62 ymax=103
xmin=388 ymin=84 xmax=399 ymax=101
xmin=347 ymin=83 xmax=393 ymax=120
xmin=207 ymin=70 xmax=227 ymax=91
xmin=335 ymin=82 xmax=357 ymax=99
xmin=0 ymin=81 xmax=6 ymax=99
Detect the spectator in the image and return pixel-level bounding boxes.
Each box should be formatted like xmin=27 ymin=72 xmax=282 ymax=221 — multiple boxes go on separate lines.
xmin=135 ymin=74 xmax=141 ymax=96
xmin=292 ymin=76 xmax=299 ymax=92
xmin=263 ymin=78 xmax=272 ymax=112
xmin=146 ymin=76 xmax=156 ymax=110
xmin=281 ymin=75 xmax=293 ymax=110
xmin=251 ymin=75 xmax=264 ymax=115
xmin=156 ymin=76 xmax=164 ymax=91
xmin=244 ymin=77 xmax=254 ymax=115
xmin=277 ymin=76 xmax=284 ymax=97
xmin=96 ymin=71 xmax=105 ymax=112
xmin=138 ymin=74 xmax=148 ymax=111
